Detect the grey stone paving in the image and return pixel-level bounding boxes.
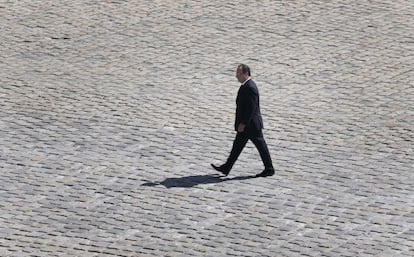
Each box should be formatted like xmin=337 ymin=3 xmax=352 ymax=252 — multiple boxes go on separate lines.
xmin=1 ymin=0 xmax=413 ymax=256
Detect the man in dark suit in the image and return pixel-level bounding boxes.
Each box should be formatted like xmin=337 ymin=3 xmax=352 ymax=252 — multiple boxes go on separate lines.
xmin=211 ymin=64 xmax=275 ymax=177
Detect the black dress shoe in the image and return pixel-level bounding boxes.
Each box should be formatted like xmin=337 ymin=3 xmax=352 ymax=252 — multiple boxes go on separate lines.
xmin=255 ymin=169 xmax=275 ymax=178
xmin=211 ymin=164 xmax=230 ymax=176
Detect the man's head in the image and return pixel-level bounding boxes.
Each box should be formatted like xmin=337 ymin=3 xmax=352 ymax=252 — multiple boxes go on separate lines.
xmin=236 ymin=64 xmax=251 ymax=83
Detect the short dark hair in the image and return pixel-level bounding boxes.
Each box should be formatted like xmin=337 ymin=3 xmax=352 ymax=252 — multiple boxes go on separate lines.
xmin=238 ymin=64 xmax=251 ymax=76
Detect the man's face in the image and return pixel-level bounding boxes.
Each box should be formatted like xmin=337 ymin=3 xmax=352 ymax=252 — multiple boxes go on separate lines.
xmin=236 ymin=66 xmax=246 ymax=83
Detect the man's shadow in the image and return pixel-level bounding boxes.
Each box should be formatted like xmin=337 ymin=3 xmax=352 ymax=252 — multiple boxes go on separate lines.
xmin=141 ymin=174 xmax=256 ymax=188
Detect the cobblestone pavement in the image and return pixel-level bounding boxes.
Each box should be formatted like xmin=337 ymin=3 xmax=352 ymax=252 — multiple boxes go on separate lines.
xmin=1 ymin=0 xmax=413 ymax=256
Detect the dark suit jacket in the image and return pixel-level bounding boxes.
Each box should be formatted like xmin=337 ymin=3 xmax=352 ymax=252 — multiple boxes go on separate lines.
xmin=235 ymin=79 xmax=264 ymax=134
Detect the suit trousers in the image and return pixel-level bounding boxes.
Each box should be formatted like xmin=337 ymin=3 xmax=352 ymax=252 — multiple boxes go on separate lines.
xmin=225 ymin=130 xmax=273 ymax=171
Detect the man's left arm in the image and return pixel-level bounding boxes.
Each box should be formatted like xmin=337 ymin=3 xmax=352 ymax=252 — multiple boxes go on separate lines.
xmin=238 ymin=87 xmax=256 ymax=132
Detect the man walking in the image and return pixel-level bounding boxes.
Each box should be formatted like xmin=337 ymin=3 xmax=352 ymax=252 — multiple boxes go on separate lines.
xmin=211 ymin=64 xmax=275 ymax=177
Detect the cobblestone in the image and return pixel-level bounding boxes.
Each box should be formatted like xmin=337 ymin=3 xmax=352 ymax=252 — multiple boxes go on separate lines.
xmin=1 ymin=0 xmax=413 ymax=256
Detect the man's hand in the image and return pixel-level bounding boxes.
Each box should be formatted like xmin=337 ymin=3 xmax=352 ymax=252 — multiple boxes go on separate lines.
xmin=237 ymin=123 xmax=246 ymax=133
